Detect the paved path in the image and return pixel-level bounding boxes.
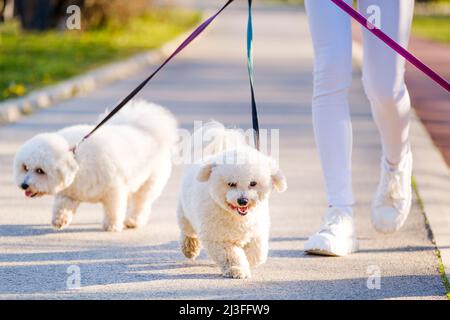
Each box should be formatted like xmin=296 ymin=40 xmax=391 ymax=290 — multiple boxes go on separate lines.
xmin=0 ymin=2 xmax=446 ymax=299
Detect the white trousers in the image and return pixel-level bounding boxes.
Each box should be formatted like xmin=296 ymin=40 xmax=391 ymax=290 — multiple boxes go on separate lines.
xmin=305 ymin=0 xmax=414 ymax=206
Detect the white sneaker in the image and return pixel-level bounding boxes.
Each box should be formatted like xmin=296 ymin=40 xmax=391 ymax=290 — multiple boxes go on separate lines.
xmin=371 ymin=151 xmax=413 ymax=234
xmin=304 ymin=207 xmax=358 ymax=257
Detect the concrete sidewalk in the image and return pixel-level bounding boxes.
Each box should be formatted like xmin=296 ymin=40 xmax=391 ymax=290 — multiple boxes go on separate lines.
xmin=0 ymin=2 xmax=446 ymax=299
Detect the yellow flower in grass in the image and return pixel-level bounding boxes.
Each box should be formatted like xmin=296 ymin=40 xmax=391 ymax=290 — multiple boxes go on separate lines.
xmin=4 ymin=83 xmax=27 ymax=98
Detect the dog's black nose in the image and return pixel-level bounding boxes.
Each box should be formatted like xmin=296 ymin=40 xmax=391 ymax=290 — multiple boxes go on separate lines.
xmin=21 ymin=183 xmax=29 ymax=190
xmin=237 ymin=198 xmax=249 ymax=206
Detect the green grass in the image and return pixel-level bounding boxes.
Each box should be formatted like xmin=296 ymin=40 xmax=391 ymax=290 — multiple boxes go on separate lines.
xmin=0 ymin=9 xmax=201 ymax=101
xmin=412 ymin=177 xmax=450 ymax=300
xmin=412 ymin=15 xmax=450 ymax=44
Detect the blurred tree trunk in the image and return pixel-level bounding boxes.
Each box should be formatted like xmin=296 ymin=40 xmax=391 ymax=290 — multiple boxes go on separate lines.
xmin=1 ymin=0 xmax=5 ymax=23
xmin=1 ymin=0 xmax=14 ymax=23
xmin=14 ymin=0 xmax=53 ymax=30
xmin=14 ymin=0 xmax=84 ymax=30
xmin=15 ymin=0 xmax=48 ymax=30
xmin=14 ymin=0 xmax=150 ymax=31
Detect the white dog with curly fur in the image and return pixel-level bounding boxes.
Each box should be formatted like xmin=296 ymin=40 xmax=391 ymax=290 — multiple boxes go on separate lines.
xmin=177 ymin=122 xmax=287 ymax=279
xmin=13 ymin=100 xmax=177 ymax=232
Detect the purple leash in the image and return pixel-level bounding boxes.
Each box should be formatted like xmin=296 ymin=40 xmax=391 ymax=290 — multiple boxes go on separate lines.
xmin=330 ymin=0 xmax=450 ymax=93
xmin=72 ymin=0 xmax=235 ymax=152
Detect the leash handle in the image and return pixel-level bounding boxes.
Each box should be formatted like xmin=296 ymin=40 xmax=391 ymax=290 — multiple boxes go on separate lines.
xmin=72 ymin=0 xmax=235 ymax=153
xmin=330 ymin=0 xmax=450 ymax=93
xmin=247 ymin=0 xmax=260 ymax=150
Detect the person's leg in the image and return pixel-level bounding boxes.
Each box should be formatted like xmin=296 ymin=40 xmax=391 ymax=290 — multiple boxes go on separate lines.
xmin=360 ymin=0 xmax=414 ymax=165
xmin=304 ymin=0 xmax=357 ymax=256
xmin=305 ymin=0 xmax=354 ymax=209
xmin=359 ymin=0 xmax=415 ymax=233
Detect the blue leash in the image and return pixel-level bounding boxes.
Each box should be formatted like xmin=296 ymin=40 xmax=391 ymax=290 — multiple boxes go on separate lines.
xmin=247 ymin=0 xmax=260 ymax=150
xmin=71 ymin=0 xmax=261 ymax=152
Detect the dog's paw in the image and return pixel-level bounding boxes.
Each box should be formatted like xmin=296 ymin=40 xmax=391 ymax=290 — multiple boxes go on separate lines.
xmin=181 ymin=236 xmax=201 ymax=260
xmin=103 ymin=223 xmax=124 ymax=232
xmin=52 ymin=215 xmax=72 ymax=230
xmin=124 ymin=217 xmax=145 ymax=229
xmin=223 ymin=266 xmax=251 ymax=279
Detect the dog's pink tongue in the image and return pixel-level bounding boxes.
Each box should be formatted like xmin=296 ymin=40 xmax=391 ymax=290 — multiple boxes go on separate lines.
xmin=238 ymin=207 xmax=248 ymax=214
xmin=25 ymin=191 xmax=32 ymax=197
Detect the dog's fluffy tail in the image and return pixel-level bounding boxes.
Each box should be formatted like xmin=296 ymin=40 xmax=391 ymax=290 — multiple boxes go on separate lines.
xmin=192 ymin=121 xmax=248 ymax=161
xmin=106 ymin=99 xmax=178 ymax=148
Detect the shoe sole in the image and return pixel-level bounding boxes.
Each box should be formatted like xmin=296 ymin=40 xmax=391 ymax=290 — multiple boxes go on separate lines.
xmin=305 ymin=240 xmax=359 ymax=257
xmin=305 ymin=249 xmax=341 ymax=257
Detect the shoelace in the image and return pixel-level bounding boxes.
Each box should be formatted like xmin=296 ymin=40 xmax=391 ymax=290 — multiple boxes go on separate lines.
xmin=319 ymin=209 xmax=350 ymax=235
xmin=387 ymin=171 xmax=404 ymax=200
xmin=375 ymin=170 xmax=405 ymax=208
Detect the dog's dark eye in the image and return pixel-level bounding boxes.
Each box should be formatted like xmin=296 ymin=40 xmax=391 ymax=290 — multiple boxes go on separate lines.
xmin=228 ymin=182 xmax=237 ymax=188
xmin=22 ymin=164 xmax=28 ymax=172
xmin=35 ymin=168 xmax=45 ymax=175
xmin=249 ymin=181 xmax=257 ymax=187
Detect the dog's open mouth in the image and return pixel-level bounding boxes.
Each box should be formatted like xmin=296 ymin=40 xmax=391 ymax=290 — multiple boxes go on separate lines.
xmin=228 ymin=203 xmax=250 ymax=216
xmin=24 ymin=190 xmax=40 ymax=198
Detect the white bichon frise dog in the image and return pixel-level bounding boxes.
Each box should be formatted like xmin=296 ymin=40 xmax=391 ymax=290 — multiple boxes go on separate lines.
xmin=13 ymin=100 xmax=177 ymax=232
xmin=177 ymin=121 xmax=287 ymax=279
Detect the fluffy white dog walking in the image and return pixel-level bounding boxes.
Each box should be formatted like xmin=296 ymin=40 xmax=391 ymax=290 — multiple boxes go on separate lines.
xmin=13 ymin=100 xmax=177 ymax=232
xmin=177 ymin=122 xmax=287 ymax=279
